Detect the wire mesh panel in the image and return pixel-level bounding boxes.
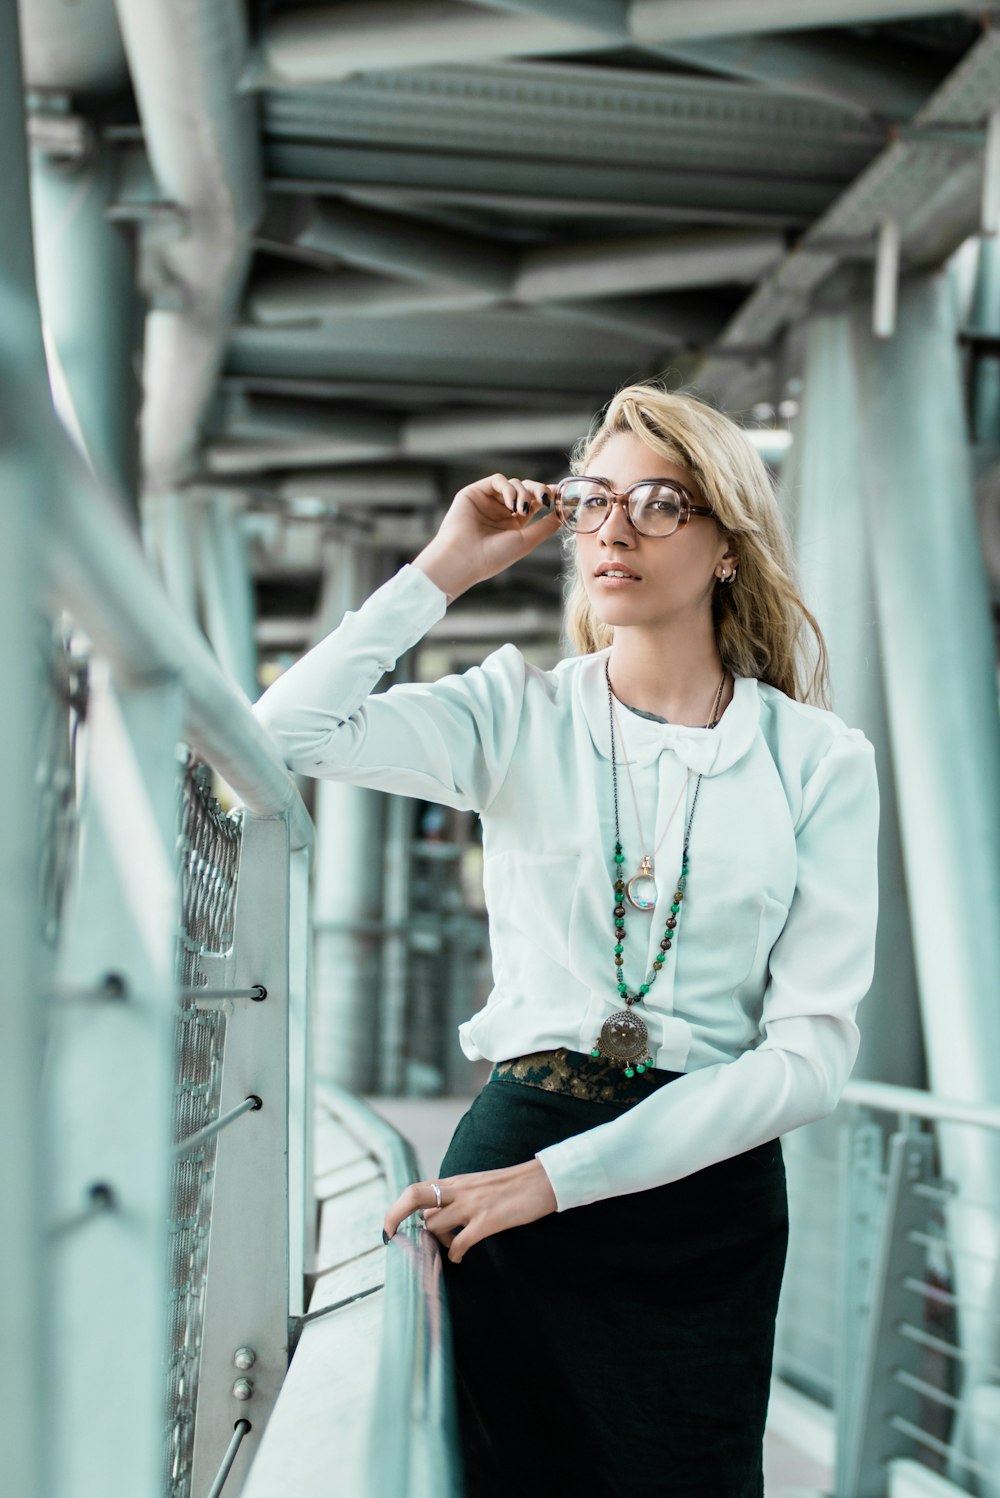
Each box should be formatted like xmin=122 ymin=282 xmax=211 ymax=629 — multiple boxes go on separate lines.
xmin=36 ymin=620 xmax=88 ymax=950
xmin=165 ymin=756 xmax=241 ymax=1498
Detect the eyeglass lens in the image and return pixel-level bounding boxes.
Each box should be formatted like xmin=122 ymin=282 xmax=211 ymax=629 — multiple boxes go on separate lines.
xmin=558 ymin=479 xmax=683 ymax=536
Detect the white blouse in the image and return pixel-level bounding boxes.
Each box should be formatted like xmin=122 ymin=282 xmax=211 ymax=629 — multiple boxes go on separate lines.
xmin=252 ymin=563 xmax=880 ymax=1213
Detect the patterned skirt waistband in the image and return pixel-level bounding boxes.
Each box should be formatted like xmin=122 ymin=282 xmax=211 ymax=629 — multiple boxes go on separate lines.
xmin=489 ymin=1047 xmax=684 ymax=1106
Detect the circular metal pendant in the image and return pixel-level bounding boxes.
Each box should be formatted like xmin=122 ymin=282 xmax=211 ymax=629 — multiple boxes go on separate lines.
xmin=625 ymin=855 xmax=657 ymax=911
xmin=597 ymin=1007 xmax=649 ymax=1064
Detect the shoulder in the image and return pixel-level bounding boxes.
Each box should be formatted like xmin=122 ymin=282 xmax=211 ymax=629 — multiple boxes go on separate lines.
xmin=753 ymin=679 xmax=877 ymax=823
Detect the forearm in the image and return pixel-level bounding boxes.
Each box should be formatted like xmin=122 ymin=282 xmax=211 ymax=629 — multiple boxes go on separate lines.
xmin=535 ymin=1016 xmax=858 ymax=1212
xmin=252 ymin=563 xmax=448 ymax=767
xmin=411 ymin=541 xmax=481 ymax=604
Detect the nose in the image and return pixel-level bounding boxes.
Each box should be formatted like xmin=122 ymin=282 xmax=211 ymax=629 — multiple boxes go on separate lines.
xmin=597 ymin=497 xmax=637 ymax=548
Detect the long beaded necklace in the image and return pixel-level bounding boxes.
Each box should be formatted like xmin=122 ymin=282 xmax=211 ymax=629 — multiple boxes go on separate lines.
xmin=590 ymin=661 xmax=727 ymax=1077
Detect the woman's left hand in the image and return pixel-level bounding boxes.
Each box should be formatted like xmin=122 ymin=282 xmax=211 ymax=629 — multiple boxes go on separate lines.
xmin=383 ymin=1159 xmax=558 ymax=1264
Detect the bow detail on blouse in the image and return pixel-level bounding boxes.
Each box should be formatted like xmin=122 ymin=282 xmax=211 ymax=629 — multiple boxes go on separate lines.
xmin=577 ymin=650 xmax=762 ymax=777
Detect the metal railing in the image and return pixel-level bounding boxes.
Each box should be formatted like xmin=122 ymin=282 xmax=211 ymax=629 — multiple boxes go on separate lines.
xmin=774 ymin=1079 xmax=1000 ymax=1498
xmin=20 ymin=347 xmax=315 ymax=1496
xmin=320 ymin=1086 xmax=462 ymax=1498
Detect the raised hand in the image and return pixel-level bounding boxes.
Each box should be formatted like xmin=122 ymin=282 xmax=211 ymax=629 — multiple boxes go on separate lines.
xmin=412 ymin=472 xmax=562 ymax=602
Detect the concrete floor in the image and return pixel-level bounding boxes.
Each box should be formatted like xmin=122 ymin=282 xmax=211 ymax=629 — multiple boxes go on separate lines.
xmin=365 ymin=1094 xmax=834 ymax=1498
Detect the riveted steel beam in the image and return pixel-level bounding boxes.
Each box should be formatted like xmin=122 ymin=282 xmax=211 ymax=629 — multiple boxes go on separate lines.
xmin=694 ymin=26 xmax=1000 ymax=408
xmin=266 ymin=145 xmax=839 ymax=225
xmin=261 ymin=64 xmax=882 ymax=183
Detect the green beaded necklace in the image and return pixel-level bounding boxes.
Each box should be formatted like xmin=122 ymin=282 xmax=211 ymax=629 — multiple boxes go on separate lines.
xmin=590 ymin=660 xmax=726 ymax=1077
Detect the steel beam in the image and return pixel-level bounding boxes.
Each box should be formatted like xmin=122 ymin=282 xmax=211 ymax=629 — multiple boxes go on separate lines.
xmin=790 ymin=290 xmax=922 ymax=1090
xmin=849 ymin=270 xmax=1000 ymax=1103
xmin=256 ymin=1 xmax=612 ymax=84
xmin=310 ymin=544 xmax=386 ymax=1088
xmin=29 ymin=141 xmax=141 ymax=502
xmin=48 ymin=667 xmax=181 ymax=1498
xmin=1 ymin=8 xmax=53 ymax=1493
xmin=112 ymin=0 xmax=262 ymax=491
xmin=247 ymin=272 xmax=501 ymax=324
xmin=266 ymin=143 xmax=838 ymax=224
xmin=515 ymin=227 xmax=785 ymax=300
xmin=695 ymin=27 xmax=1000 ymax=408
xmin=258 ymin=195 xmax=513 ymax=290
xmin=402 ymin=406 xmax=592 ymax=457
xmin=631 ymin=0 xmax=998 ymax=41
xmin=195 ymin=492 xmax=260 ymax=701
xmin=18 ymin=0 xmax=127 ymax=93
xmin=652 ymin=33 xmax=937 ymax=119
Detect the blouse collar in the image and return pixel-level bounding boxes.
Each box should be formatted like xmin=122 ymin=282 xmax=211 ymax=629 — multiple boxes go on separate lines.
xmin=577 ymin=648 xmax=761 ymax=777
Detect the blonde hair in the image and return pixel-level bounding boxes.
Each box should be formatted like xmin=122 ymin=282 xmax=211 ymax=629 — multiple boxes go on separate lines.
xmin=562 ymin=381 xmax=830 ymax=707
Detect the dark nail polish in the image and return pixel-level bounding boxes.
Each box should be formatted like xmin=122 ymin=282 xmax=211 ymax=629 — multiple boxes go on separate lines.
xmin=382 ymin=1228 xmax=390 ymax=1245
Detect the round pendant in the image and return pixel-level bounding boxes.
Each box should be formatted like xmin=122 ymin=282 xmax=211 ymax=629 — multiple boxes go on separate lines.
xmin=596 ymin=1007 xmax=649 ymax=1065
xmin=625 ymin=855 xmax=657 ymax=911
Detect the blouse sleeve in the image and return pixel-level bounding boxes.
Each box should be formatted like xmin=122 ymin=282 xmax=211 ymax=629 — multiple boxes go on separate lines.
xmin=251 ymin=563 xmax=527 ymax=814
xmin=534 ymin=727 xmax=880 ymax=1212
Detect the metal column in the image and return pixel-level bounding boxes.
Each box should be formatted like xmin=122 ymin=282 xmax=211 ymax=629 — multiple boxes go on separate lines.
xmin=849 ymin=269 xmax=1000 ymax=1469
xmin=1 ymin=5 xmax=55 ymax=1493
xmin=30 ymin=143 xmax=141 ymax=503
xmin=196 ymin=490 xmax=260 ymax=701
xmin=792 ymin=281 xmax=924 ymax=1090
xmin=311 ymin=542 xmax=386 ymax=1088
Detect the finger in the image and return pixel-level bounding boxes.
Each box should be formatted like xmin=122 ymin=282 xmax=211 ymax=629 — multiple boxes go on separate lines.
xmin=519 ymin=506 xmax=563 ymax=548
xmin=508 ymin=478 xmax=534 ymax=516
xmin=486 ymin=472 xmax=518 ymax=511
xmin=447 ymin=1221 xmax=483 ymax=1265
xmin=522 ymin=480 xmax=554 ymax=512
xmin=382 ymin=1180 xmax=439 ymax=1239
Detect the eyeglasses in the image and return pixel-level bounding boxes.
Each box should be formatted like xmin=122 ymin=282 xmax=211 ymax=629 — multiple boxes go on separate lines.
xmin=552 ymin=476 xmax=715 ymax=537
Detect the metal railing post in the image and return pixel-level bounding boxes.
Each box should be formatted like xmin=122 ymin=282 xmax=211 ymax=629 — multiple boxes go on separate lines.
xmin=189 ymin=813 xmax=294 ymax=1497
xmin=834 ymin=1114 xmax=885 ymax=1496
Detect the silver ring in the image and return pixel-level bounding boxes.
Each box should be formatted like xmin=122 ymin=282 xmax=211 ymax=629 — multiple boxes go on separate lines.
xmin=430 ymin=1182 xmax=442 ymax=1209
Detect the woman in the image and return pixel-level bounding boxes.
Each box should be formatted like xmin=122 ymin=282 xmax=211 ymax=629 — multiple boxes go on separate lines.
xmin=253 ymin=383 xmax=879 ymax=1497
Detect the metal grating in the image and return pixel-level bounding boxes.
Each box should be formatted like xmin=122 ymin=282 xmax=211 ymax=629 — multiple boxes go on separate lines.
xmin=36 ymin=620 xmax=87 ymax=950
xmin=164 ymin=757 xmax=242 ymax=1498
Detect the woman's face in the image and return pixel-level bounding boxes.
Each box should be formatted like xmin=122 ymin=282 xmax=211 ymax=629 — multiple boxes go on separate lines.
xmin=572 ymin=430 xmax=732 ymax=631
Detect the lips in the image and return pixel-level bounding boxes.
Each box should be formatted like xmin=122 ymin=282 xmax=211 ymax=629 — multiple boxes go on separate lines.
xmin=595 ymin=565 xmax=641 ymax=580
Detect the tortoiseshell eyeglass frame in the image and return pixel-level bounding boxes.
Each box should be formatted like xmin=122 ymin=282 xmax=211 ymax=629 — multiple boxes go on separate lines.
xmin=551 ymin=475 xmax=716 ymax=537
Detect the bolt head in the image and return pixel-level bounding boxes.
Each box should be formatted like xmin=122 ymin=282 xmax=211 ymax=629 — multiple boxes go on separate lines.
xmin=233 ymin=1346 xmax=256 ymax=1370
xmin=232 ymin=1378 xmax=254 ymax=1402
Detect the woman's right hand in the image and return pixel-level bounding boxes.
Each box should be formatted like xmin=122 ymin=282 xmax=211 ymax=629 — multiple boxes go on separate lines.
xmin=412 ymin=472 xmax=562 ymax=602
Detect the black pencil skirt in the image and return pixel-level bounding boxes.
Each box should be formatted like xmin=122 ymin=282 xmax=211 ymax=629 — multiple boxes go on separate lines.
xmin=438 ymin=1051 xmax=789 ymax=1498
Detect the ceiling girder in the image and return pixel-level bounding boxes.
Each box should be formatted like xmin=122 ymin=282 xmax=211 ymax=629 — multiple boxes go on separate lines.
xmin=265 ymin=145 xmax=842 ymax=224
xmin=253 ymin=0 xmax=992 ymax=85
xmin=258 ymin=195 xmax=514 ymax=290
xmin=650 ymin=32 xmax=939 ymax=119
xmin=694 ymin=26 xmax=1000 ymax=408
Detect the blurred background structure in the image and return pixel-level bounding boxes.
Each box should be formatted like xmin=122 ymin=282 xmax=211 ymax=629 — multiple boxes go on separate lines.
xmin=6 ymin=2 xmax=1000 ymax=1495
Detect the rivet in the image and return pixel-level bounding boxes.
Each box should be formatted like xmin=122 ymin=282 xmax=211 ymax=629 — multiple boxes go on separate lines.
xmin=233 ymin=1378 xmax=254 ymax=1401
xmin=234 ymin=1346 xmax=256 ymax=1370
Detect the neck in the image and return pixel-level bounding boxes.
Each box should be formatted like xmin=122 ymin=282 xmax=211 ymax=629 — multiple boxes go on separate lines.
xmin=607 ymin=617 xmax=728 ymax=725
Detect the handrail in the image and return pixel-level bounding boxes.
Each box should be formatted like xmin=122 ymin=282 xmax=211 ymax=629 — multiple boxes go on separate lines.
xmin=841 ymin=1078 xmax=1000 ymax=1133
xmin=37 ymin=409 xmax=312 ymax=852
xmin=318 ymin=1084 xmax=461 ymax=1498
